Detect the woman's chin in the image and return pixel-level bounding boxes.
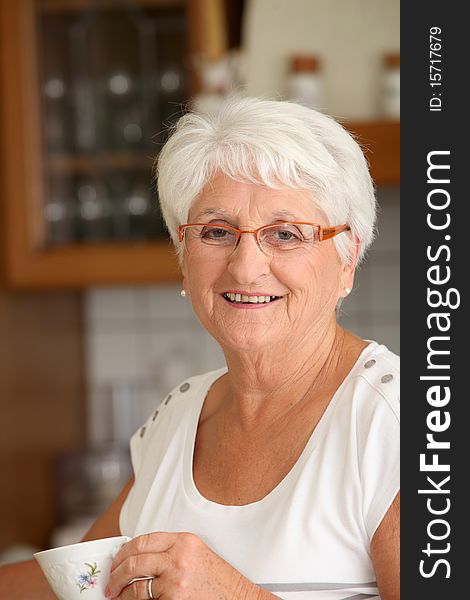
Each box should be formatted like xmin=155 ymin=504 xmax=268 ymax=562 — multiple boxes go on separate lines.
xmin=196 ymin=296 xmax=288 ymax=351
xmin=215 ymin=327 xmax=277 ymax=354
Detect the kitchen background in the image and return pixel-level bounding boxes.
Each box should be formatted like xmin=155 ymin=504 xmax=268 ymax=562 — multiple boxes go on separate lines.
xmin=0 ymin=0 xmax=399 ymax=563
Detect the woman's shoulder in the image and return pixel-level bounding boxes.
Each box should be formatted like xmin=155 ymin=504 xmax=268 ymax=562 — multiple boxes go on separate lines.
xmin=140 ymin=366 xmax=228 ymax=430
xmin=361 ymin=340 xmax=400 ymax=377
xmin=129 ymin=366 xmax=227 ymax=466
xmin=163 ymin=366 xmax=228 ymax=408
xmin=349 ymin=341 xmax=400 ymax=422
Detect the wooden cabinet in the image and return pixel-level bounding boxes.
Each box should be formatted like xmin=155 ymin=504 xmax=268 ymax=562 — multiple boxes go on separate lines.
xmin=1 ymin=0 xmax=190 ymax=288
xmin=0 ymin=0 xmax=399 ymax=289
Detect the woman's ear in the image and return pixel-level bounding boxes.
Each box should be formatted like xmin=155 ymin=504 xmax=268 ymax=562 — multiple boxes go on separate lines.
xmin=180 ymin=253 xmax=188 ymax=294
xmin=341 ymin=237 xmax=361 ymax=296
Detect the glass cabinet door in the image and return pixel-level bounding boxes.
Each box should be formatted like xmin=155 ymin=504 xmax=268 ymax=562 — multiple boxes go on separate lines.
xmin=37 ymin=0 xmax=188 ymax=248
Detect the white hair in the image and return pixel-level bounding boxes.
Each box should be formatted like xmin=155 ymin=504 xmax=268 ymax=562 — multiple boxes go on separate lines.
xmin=156 ymin=95 xmax=376 ymax=265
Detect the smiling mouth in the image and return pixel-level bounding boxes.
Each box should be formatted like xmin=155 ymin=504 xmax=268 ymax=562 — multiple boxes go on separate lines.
xmin=222 ymin=293 xmax=282 ymax=304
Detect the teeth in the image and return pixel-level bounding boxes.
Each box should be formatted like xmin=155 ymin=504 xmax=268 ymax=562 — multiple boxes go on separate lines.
xmin=224 ymin=293 xmax=280 ymax=304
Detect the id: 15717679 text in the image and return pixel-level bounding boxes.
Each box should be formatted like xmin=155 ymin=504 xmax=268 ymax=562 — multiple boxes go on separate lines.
xmin=429 ymin=26 xmax=443 ymax=112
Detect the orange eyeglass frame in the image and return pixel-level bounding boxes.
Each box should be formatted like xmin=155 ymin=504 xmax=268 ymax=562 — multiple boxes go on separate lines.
xmin=178 ymin=222 xmax=351 ymax=243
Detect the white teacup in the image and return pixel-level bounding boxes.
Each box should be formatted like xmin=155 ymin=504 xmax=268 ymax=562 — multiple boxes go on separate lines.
xmin=34 ymin=535 xmax=131 ymax=600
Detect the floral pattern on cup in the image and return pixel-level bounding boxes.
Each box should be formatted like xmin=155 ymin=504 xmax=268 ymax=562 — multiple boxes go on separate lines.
xmin=77 ymin=562 xmax=101 ymax=593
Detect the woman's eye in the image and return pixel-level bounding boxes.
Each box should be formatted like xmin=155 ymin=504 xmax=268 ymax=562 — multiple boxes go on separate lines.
xmin=270 ymin=228 xmax=301 ymax=242
xmin=201 ymin=227 xmax=230 ymax=239
xmin=276 ymin=230 xmax=297 ymax=240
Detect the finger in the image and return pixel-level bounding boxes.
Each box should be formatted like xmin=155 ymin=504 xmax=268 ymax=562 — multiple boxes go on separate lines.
xmin=107 ymin=552 xmax=169 ymax=599
xmin=111 ymin=533 xmax=178 ymax=572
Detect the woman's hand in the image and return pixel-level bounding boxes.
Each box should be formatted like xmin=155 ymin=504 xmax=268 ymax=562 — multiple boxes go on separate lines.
xmin=105 ymin=532 xmax=269 ymax=600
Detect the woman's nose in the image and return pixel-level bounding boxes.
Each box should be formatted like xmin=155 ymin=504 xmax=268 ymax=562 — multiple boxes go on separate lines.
xmin=227 ymin=233 xmax=271 ymax=283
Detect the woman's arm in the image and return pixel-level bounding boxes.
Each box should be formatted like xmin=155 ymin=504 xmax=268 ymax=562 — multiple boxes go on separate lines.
xmin=0 ymin=477 xmax=134 ymax=599
xmin=371 ymin=491 xmax=400 ymax=600
xmin=0 ymin=559 xmax=57 ymax=599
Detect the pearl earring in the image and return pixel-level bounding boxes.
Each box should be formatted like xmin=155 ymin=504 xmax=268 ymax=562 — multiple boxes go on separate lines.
xmin=344 ymin=287 xmax=351 ymax=296
xmin=180 ymin=289 xmax=187 ymax=297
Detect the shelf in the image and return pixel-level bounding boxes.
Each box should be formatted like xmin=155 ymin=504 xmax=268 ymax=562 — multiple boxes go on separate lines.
xmin=41 ymin=0 xmax=184 ymax=12
xmin=344 ymin=120 xmax=400 ymax=186
xmin=44 ymin=123 xmax=400 ymax=183
xmin=5 ymin=241 xmax=181 ymax=289
xmin=46 ymin=152 xmax=156 ymax=174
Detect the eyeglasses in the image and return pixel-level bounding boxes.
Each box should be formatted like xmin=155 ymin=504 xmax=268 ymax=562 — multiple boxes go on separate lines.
xmin=178 ymin=222 xmax=350 ymax=257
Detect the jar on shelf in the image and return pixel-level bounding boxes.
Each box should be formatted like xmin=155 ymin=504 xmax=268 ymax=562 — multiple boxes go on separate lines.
xmin=105 ymin=70 xmax=144 ymax=151
xmin=76 ymin=179 xmax=113 ymax=242
xmin=286 ymin=54 xmax=323 ymax=110
xmin=381 ymin=53 xmax=400 ymax=120
xmin=43 ymin=175 xmax=77 ymax=246
xmin=43 ymin=76 xmax=72 ymax=153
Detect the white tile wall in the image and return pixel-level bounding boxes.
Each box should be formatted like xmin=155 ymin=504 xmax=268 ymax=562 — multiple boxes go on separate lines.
xmin=84 ymin=188 xmax=399 ymax=444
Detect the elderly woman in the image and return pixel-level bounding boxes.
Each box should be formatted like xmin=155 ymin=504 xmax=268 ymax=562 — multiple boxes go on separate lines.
xmin=0 ymin=97 xmax=399 ymax=600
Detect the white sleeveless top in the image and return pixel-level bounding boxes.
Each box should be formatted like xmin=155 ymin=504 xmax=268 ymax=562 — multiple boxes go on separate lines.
xmin=120 ymin=341 xmax=400 ymax=600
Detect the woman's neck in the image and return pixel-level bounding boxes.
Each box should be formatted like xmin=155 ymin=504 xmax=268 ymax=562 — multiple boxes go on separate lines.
xmin=217 ymin=322 xmax=363 ymax=428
